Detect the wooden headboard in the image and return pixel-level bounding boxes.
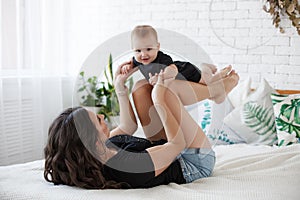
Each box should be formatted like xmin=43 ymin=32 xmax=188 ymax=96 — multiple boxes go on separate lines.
xmin=250 ymin=89 xmax=300 ymax=95
xmin=276 ymin=90 xmax=300 ymax=95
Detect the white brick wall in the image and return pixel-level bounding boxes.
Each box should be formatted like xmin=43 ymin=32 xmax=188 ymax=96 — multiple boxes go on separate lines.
xmin=66 ymin=0 xmax=300 ymax=90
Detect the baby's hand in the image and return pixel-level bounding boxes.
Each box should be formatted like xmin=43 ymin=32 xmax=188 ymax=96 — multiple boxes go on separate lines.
xmin=121 ymin=64 xmax=133 ymax=74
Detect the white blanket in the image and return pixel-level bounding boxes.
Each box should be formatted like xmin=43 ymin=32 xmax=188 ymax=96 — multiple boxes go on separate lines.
xmin=1 ymin=144 xmax=300 ymax=200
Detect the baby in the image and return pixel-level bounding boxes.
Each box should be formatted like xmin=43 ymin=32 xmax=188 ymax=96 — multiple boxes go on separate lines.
xmin=121 ymin=25 xmax=232 ymax=86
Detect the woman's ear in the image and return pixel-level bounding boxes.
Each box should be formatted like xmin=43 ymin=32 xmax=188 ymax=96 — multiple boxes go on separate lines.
xmin=95 ymin=140 xmax=102 ymax=152
xmin=95 ymin=139 xmax=107 ymax=156
xmin=157 ymin=42 xmax=160 ymax=50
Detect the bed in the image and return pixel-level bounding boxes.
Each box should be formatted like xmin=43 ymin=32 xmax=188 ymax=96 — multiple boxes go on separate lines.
xmin=1 ymin=86 xmax=300 ymax=200
xmin=0 ymin=143 xmax=300 ymax=200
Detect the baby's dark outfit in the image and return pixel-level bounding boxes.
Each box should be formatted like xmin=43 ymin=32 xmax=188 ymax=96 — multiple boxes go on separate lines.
xmin=133 ymin=51 xmax=202 ymax=83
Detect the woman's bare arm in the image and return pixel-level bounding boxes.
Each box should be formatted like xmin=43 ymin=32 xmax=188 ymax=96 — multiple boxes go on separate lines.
xmin=110 ymin=62 xmax=138 ymax=137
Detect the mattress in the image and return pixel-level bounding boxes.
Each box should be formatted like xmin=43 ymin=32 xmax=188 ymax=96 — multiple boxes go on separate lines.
xmin=1 ymin=143 xmax=300 ymax=200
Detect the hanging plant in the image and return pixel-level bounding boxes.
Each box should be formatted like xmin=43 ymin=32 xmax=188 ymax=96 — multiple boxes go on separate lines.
xmin=263 ymin=0 xmax=300 ymax=35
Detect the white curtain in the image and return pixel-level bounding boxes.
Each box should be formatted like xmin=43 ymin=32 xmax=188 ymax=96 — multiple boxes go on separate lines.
xmin=0 ymin=0 xmax=76 ymax=165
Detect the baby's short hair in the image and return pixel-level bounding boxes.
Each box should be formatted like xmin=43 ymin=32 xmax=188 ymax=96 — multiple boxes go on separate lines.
xmin=131 ymin=25 xmax=158 ymax=47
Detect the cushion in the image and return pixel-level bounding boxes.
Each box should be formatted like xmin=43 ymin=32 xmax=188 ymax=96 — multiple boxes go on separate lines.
xmin=207 ymin=98 xmax=245 ymax=145
xmin=227 ymin=77 xmax=252 ymax=108
xmin=185 ymin=99 xmax=212 ymax=134
xmin=205 ymin=78 xmax=253 ymax=145
xmin=271 ymin=93 xmax=300 ymax=146
xmin=223 ymin=79 xmax=278 ymax=145
xmin=186 ymin=77 xmax=253 ymax=145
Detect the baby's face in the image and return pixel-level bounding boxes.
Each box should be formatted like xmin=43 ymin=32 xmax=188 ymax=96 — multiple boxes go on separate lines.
xmin=132 ymin=35 xmax=159 ymax=65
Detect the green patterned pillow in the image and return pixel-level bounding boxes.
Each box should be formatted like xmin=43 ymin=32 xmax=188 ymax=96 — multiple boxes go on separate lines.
xmin=223 ymin=79 xmax=277 ymax=145
xmin=271 ymin=93 xmax=300 ymax=146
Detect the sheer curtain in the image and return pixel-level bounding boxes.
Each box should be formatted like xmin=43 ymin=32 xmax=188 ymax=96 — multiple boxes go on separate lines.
xmin=0 ymin=0 xmax=76 ymax=165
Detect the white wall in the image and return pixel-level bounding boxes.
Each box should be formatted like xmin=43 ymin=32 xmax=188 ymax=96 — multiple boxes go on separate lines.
xmin=65 ymin=0 xmax=300 ymax=90
xmin=1 ymin=0 xmax=299 ymax=165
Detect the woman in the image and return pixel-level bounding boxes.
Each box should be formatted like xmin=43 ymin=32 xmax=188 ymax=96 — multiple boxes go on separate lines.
xmin=44 ymin=64 xmax=239 ymax=189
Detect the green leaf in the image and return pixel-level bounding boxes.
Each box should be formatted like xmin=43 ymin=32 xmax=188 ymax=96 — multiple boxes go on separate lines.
xmin=295 ymin=106 xmax=300 ymax=124
xmin=108 ymin=53 xmax=114 ymax=83
xmin=243 ymin=101 xmax=276 ymax=136
xmin=276 ymin=117 xmax=300 ymax=137
xmin=281 ymin=104 xmax=292 ymax=120
xmin=78 ymin=86 xmax=86 ymax=92
xmin=278 ymin=139 xmax=285 ymax=147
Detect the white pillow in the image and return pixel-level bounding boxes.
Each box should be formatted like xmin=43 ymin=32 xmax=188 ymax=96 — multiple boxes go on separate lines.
xmin=186 ymin=99 xmax=212 ymax=134
xmin=223 ymin=79 xmax=278 ymax=145
xmin=205 ymin=78 xmax=253 ymax=145
xmin=206 ymin=97 xmax=246 ymax=145
xmin=227 ymin=77 xmax=252 ymax=108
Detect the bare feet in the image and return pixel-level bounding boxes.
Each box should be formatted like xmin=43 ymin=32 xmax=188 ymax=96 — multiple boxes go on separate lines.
xmin=208 ymin=70 xmax=239 ymax=104
xmin=200 ymin=64 xmax=233 ymax=85
xmin=199 ymin=63 xmax=217 ymax=84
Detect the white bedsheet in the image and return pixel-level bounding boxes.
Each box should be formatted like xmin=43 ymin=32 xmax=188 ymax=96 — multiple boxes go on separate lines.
xmin=1 ymin=144 xmax=300 ymax=200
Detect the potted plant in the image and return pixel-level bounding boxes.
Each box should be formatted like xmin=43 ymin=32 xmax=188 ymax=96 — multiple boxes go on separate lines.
xmin=77 ymin=54 xmax=134 ymax=128
xmin=77 ymin=71 xmax=104 ymax=114
xmin=263 ymin=0 xmax=300 ymax=35
xmin=99 ymin=54 xmax=134 ymax=128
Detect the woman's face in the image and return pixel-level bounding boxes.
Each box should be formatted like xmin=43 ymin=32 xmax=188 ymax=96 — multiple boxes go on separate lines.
xmin=87 ymin=110 xmax=110 ymax=139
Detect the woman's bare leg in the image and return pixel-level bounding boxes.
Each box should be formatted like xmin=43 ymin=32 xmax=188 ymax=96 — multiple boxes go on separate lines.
xmin=165 ymin=71 xmax=239 ymax=105
xmin=132 ymin=79 xmax=166 ymax=141
xmin=165 ymin=71 xmax=239 ymax=148
xmin=152 ymin=75 xmax=209 ymax=149
xmin=132 ymin=72 xmax=239 ymax=141
xmin=165 ymin=89 xmax=211 ymax=148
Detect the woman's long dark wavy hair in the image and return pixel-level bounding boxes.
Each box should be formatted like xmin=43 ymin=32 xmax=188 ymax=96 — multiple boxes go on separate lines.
xmin=44 ymin=107 xmax=128 ymax=189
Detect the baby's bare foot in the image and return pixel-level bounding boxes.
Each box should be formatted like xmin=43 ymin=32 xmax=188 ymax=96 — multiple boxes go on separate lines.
xmin=199 ymin=63 xmax=217 ymax=84
xmin=200 ymin=64 xmax=233 ymax=85
xmin=208 ymin=71 xmax=239 ymax=104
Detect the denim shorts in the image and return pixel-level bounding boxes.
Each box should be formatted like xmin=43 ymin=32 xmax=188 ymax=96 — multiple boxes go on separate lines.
xmin=177 ymin=148 xmax=216 ymax=183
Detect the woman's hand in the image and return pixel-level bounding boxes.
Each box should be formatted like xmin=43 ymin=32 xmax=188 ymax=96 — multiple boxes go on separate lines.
xmin=148 ymin=72 xmax=158 ymax=86
xmin=110 ymin=61 xmax=138 ymax=137
xmin=148 ymin=64 xmax=177 ymax=86
xmin=114 ymin=60 xmax=137 ymax=94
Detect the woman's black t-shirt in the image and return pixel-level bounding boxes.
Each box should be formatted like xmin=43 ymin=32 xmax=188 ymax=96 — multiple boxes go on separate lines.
xmin=102 ymin=134 xmax=185 ymax=188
